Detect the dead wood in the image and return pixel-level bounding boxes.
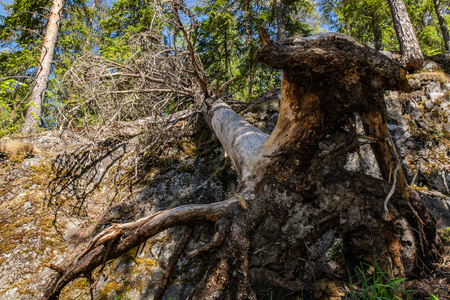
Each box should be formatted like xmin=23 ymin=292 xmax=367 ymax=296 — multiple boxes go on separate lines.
xmin=42 ymin=199 xmax=238 ymax=300
xmin=154 ymin=226 xmax=194 ymax=300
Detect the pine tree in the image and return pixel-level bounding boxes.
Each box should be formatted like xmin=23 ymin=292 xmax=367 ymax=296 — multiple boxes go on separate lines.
xmin=22 ymin=0 xmax=65 ymax=133
xmin=387 ymin=0 xmax=424 ymax=71
xmin=432 ymin=0 xmax=450 ymax=50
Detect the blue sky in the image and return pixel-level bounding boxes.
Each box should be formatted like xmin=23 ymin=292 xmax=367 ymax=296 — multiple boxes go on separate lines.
xmin=0 ymin=1 xmax=8 ymax=17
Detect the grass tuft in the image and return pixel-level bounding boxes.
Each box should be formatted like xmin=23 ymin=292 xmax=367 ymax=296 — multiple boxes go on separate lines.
xmin=0 ymin=137 xmax=37 ymax=163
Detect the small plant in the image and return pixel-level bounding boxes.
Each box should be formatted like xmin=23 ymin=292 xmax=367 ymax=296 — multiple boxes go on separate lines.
xmin=439 ymin=227 xmax=450 ymax=243
xmin=328 ymin=238 xmax=344 ymax=265
xmin=349 ymin=260 xmax=412 ymax=300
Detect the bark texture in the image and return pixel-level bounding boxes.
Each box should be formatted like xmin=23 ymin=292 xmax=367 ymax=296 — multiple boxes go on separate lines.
xmin=43 ymin=33 xmax=442 ymax=299
xmin=275 ymin=0 xmax=287 ymax=40
xmin=433 ymin=0 xmax=450 ymax=51
xmin=22 ymin=0 xmax=64 ymax=133
xmin=372 ymin=14 xmax=383 ymax=51
xmin=387 ymin=0 xmax=424 ymax=72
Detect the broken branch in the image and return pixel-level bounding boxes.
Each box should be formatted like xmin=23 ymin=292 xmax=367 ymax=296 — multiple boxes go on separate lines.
xmin=42 ymin=199 xmax=238 ymax=300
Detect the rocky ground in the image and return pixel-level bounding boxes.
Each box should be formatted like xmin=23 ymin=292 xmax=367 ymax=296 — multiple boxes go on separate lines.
xmin=1 ymin=61 xmax=450 ymax=299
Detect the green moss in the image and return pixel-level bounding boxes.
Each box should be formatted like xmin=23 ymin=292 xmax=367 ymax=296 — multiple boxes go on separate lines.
xmin=99 ymin=281 xmax=122 ymax=300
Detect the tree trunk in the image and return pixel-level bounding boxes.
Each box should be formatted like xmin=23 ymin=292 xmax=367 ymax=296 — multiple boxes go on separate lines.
xmin=245 ymin=3 xmax=254 ymax=98
xmin=275 ymin=0 xmax=287 ymax=40
xmin=22 ymin=0 xmax=64 ymax=133
xmin=387 ymin=0 xmax=424 ymax=72
xmin=43 ymin=33 xmax=442 ymax=300
xmin=372 ymin=13 xmax=384 ymax=51
xmin=433 ymin=0 xmax=450 ymax=51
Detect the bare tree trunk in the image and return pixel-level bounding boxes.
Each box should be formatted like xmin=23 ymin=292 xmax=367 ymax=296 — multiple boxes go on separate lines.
xmin=433 ymin=0 xmax=450 ymax=51
xmin=22 ymin=0 xmax=64 ymax=133
xmin=372 ymin=14 xmax=384 ymax=51
xmin=275 ymin=0 xmax=287 ymax=40
xmin=245 ymin=2 xmax=254 ymax=98
xmin=387 ymin=0 xmax=424 ymax=72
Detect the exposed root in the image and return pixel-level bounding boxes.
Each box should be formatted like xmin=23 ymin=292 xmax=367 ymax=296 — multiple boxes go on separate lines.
xmin=154 ymin=226 xmax=194 ymax=300
xmin=188 ymin=258 xmax=231 ymax=300
xmin=384 ymin=162 xmax=400 ymax=217
xmin=42 ymin=199 xmax=238 ymax=300
xmin=250 ymin=268 xmax=303 ymax=292
xmin=187 ymin=218 xmax=229 ymax=258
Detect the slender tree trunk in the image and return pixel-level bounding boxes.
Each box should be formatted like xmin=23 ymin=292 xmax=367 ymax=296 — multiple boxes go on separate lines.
xmin=245 ymin=2 xmax=253 ymax=98
xmin=372 ymin=14 xmax=384 ymax=51
xmin=275 ymin=0 xmax=287 ymax=40
xmin=387 ymin=0 xmax=424 ymax=72
xmin=433 ymin=0 xmax=450 ymax=51
xmin=22 ymin=0 xmax=64 ymax=133
xmin=345 ymin=22 xmax=351 ymax=36
xmin=224 ymin=30 xmax=229 ymax=79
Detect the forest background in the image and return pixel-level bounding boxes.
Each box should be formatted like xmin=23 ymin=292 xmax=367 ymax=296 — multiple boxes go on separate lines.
xmin=1 ymin=0 xmax=449 ymax=136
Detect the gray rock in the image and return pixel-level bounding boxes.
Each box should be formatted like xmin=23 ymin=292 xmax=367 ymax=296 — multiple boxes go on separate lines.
xmin=405 ymin=100 xmax=419 ymax=114
xmin=444 ymin=123 xmax=450 ymax=133
xmin=420 ymin=190 xmax=450 ymax=229
xmin=422 ymin=61 xmax=441 ymax=72
xmin=427 ymin=92 xmax=445 ymax=101
xmin=424 ymin=100 xmax=434 ymax=110
xmin=21 ymin=157 xmax=42 ymax=171
xmin=425 ymin=81 xmax=443 ymax=94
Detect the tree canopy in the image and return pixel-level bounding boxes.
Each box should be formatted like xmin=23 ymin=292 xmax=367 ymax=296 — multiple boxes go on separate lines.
xmin=1 ymin=0 xmax=448 ymax=135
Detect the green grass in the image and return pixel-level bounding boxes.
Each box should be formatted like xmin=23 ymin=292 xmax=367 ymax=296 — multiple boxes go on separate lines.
xmin=349 ymin=260 xmax=413 ymax=300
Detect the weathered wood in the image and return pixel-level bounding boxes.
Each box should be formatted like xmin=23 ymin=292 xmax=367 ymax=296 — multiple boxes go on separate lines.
xmin=360 ymin=110 xmax=409 ymax=200
xmin=42 ymin=199 xmax=238 ymax=300
xmin=204 ymin=97 xmax=269 ymax=178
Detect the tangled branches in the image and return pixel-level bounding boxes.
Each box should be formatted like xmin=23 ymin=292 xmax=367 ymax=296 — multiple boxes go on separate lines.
xmin=45 ymin=1 xmax=209 ymax=221
xmin=58 ymin=31 xmax=200 ymax=130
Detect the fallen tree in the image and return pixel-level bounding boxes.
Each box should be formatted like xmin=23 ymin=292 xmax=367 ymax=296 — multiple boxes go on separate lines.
xmin=43 ymin=10 xmax=443 ymax=300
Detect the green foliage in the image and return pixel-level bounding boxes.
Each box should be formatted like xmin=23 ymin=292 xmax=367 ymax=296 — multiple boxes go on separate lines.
xmin=318 ymin=0 xmax=449 ymax=54
xmin=318 ymin=0 xmax=395 ymax=51
xmin=114 ymin=295 xmax=131 ymax=300
xmin=99 ymin=0 xmax=160 ymax=60
xmin=1 ymin=0 xmax=450 ymax=135
xmin=0 ymin=0 xmax=101 ymax=133
xmin=405 ymin=0 xmax=446 ymax=55
xmin=439 ymin=227 xmax=450 ymax=243
xmin=0 ymin=79 xmax=27 ymax=136
xmin=349 ymin=261 xmax=412 ymax=300
xmin=328 ymin=238 xmax=344 ymax=265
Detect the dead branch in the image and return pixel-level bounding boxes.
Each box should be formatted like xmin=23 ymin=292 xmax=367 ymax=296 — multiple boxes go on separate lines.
xmin=154 ymin=226 xmax=194 ymax=300
xmin=42 ymin=199 xmax=238 ymax=300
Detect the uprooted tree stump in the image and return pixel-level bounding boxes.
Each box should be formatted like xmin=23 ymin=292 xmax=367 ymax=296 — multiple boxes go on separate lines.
xmin=43 ymin=32 xmax=443 ymax=299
